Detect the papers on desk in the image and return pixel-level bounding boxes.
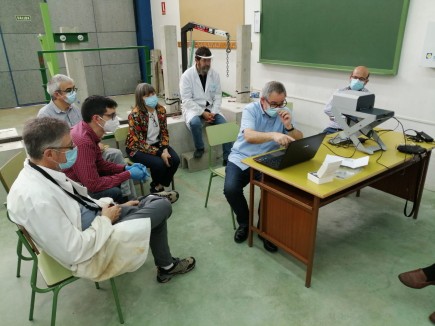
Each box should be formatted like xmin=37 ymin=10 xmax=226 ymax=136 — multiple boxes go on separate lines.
xmin=323 ymin=154 xmax=368 ymax=180
xmin=308 ymin=154 xmax=369 ymax=184
xmin=325 ymin=154 xmax=369 ymax=169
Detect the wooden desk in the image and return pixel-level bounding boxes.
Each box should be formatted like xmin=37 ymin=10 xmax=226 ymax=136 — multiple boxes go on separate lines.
xmin=243 ymin=132 xmax=434 ymax=287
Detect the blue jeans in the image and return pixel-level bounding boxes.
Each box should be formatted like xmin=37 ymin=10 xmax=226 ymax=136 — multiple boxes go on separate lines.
xmin=223 ymin=161 xmax=262 ymax=227
xmin=323 ymin=127 xmax=343 ymax=135
xmin=89 ymin=186 xmax=124 ymax=204
xmin=189 ymin=114 xmax=232 ymax=160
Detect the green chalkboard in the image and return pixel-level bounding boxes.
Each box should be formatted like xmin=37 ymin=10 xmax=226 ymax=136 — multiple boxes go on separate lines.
xmin=260 ymin=0 xmax=410 ymax=75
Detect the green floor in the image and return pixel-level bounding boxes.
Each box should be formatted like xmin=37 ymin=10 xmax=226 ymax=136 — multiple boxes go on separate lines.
xmin=1 ymin=103 xmax=435 ymax=325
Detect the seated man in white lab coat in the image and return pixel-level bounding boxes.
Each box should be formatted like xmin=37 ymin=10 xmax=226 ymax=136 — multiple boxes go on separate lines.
xmin=7 ymin=117 xmax=195 ymax=283
xmin=179 ymin=46 xmax=232 ymax=164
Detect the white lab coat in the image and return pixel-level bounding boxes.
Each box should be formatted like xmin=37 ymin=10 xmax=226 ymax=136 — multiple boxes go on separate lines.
xmin=7 ymin=160 xmax=150 ymax=281
xmin=179 ymin=65 xmax=223 ymax=127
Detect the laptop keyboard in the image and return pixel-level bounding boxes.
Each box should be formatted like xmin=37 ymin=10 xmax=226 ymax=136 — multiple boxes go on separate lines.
xmin=254 ymin=155 xmax=282 ymax=169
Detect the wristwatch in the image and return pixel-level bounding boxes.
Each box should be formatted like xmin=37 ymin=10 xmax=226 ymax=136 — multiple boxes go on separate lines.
xmin=285 ymin=125 xmax=295 ymax=132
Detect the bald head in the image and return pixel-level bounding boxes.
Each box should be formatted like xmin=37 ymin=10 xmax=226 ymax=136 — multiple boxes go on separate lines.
xmin=348 ymin=66 xmax=370 ymax=91
xmin=351 ymin=66 xmax=370 ymax=81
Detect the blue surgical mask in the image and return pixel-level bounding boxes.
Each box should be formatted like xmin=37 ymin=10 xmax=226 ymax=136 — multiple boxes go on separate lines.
xmin=265 ymin=108 xmax=278 ymax=118
xmin=350 ymin=79 xmax=365 ymax=91
xmin=58 ymin=147 xmax=78 ymax=169
xmin=65 ymin=91 xmax=77 ymax=104
xmin=144 ymin=95 xmax=158 ymax=108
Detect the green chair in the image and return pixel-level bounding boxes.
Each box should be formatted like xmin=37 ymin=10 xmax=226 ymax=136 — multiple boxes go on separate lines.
xmin=204 ymin=122 xmax=240 ymax=230
xmin=114 ymin=125 xmax=175 ymax=192
xmin=10 ymin=218 xmax=124 ymax=326
xmin=114 ymin=125 xmax=145 ymax=195
xmin=0 ymin=149 xmax=32 ymax=277
xmin=0 ymin=149 xmax=26 ymax=193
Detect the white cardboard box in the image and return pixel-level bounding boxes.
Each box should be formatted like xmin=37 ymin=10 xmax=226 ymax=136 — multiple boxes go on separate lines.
xmin=307 ymin=157 xmax=342 ymax=184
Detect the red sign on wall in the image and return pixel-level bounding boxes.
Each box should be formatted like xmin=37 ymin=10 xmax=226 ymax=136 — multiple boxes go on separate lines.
xmin=161 ymin=2 xmax=166 ymax=15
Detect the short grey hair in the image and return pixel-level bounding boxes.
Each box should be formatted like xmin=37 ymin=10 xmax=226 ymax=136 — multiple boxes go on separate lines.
xmin=22 ymin=117 xmax=70 ymax=160
xmin=261 ymin=81 xmax=287 ymax=100
xmin=46 ymin=74 xmax=74 ymax=96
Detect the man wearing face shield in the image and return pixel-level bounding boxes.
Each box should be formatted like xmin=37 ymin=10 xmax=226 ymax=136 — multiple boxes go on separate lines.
xmin=323 ymin=66 xmax=371 ymax=134
xmin=64 ymin=95 xmax=149 ymax=203
xmin=180 ymin=46 xmax=232 ymax=164
xmin=38 ymin=74 xmax=137 ymax=200
xmin=224 ymin=81 xmax=303 ymax=252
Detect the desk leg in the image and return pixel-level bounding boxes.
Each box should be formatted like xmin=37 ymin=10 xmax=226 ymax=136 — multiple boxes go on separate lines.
xmin=305 ymin=197 xmax=321 ymax=288
xmin=248 ymin=168 xmax=255 ymax=247
xmin=413 ymin=151 xmax=431 ymax=219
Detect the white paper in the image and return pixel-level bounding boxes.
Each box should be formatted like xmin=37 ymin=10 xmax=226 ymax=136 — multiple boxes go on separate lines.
xmin=325 ymin=154 xmax=369 ymax=169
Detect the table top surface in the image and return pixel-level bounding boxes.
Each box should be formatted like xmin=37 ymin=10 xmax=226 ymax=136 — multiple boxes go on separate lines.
xmin=243 ymin=131 xmax=435 ymax=198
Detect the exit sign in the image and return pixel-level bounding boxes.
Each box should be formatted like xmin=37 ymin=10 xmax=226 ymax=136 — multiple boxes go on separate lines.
xmin=15 ymin=15 xmax=31 ymax=21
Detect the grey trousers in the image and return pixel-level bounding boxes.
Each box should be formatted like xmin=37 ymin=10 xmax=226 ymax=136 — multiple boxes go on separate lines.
xmin=116 ymin=196 xmax=173 ymax=267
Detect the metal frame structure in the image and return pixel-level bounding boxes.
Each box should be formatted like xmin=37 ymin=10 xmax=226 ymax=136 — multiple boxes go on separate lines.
xmin=37 ymin=46 xmax=152 ymax=102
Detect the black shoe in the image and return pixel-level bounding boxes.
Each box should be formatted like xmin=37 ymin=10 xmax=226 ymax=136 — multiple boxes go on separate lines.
xmin=150 ymin=186 xmax=163 ymax=194
xmin=258 ymin=234 xmax=278 ymax=253
xmin=193 ymin=148 xmax=204 ymax=159
xmin=263 ymin=239 xmax=278 ymax=253
xmin=234 ymin=226 xmax=249 ymax=243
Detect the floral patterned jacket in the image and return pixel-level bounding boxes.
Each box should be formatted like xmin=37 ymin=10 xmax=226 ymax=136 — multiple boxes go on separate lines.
xmin=125 ymin=104 xmax=170 ymax=156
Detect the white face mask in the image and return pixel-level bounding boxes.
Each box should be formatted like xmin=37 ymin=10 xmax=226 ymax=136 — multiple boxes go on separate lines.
xmin=98 ymin=116 xmax=119 ymax=133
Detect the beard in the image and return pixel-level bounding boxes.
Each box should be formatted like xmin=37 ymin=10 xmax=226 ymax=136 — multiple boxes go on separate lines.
xmin=200 ymin=65 xmax=210 ymax=75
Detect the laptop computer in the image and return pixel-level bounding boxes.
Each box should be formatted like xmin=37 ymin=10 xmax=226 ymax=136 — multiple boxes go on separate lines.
xmin=253 ymin=132 xmax=327 ymax=170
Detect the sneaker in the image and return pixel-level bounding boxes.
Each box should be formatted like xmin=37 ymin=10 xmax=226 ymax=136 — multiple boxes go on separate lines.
xmin=157 ymin=257 xmax=196 ymax=283
xmin=153 ymin=190 xmax=180 ymax=203
xmin=193 ymin=148 xmax=204 ymax=158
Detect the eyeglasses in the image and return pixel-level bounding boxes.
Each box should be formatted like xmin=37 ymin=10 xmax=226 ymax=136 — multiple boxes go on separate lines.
xmin=101 ymin=112 xmax=117 ymax=121
xmin=44 ymin=143 xmax=76 ymax=153
xmin=265 ymin=98 xmax=287 ymax=109
xmin=350 ymin=75 xmax=368 ymax=82
xmin=57 ymin=87 xmax=78 ymax=93
xmin=149 ymin=113 xmax=158 ymax=127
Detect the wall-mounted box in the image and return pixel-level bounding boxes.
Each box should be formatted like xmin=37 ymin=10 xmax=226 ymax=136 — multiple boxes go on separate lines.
xmin=421 ymin=22 xmax=435 ymax=67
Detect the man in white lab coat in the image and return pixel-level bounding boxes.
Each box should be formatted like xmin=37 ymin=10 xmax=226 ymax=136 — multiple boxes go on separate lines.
xmin=180 ymin=46 xmax=232 ymax=163
xmin=7 ymin=117 xmax=195 ymax=283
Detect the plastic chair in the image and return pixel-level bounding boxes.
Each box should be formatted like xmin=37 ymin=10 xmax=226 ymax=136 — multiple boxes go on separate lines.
xmin=204 ymin=122 xmax=240 ymax=229
xmin=0 ymin=149 xmax=26 ymax=193
xmin=0 ymin=149 xmax=32 ymax=277
xmin=114 ymin=125 xmax=175 ymax=191
xmin=10 ymin=219 xmax=124 ymax=326
xmin=114 ymin=126 xmax=145 ymax=195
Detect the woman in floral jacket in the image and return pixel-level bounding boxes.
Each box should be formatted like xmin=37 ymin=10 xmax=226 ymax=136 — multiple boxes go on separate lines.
xmin=126 ymin=83 xmax=180 ymax=193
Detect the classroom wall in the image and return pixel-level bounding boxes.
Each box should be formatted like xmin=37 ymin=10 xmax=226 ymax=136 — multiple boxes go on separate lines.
xmin=0 ymin=0 xmax=140 ymax=109
xmin=151 ymin=0 xmax=435 ymax=190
